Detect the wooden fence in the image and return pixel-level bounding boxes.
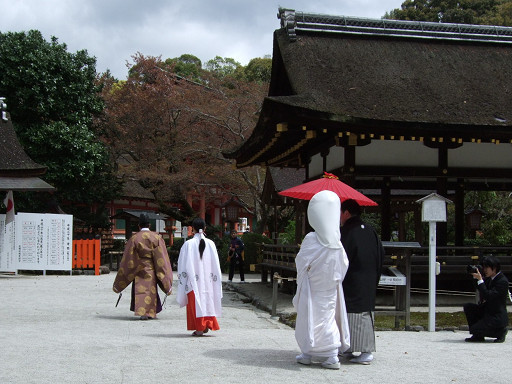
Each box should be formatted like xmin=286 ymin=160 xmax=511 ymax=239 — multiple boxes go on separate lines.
xmin=257 ymin=242 xmax=512 ymax=327
xmin=72 ymin=239 xmax=101 ymax=275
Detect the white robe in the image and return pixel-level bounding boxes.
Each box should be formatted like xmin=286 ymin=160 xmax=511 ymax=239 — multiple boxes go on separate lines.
xmin=293 ymin=190 xmax=350 ymax=357
xmin=293 ymin=232 xmax=350 ymax=356
xmin=176 ymin=233 xmax=222 ymax=318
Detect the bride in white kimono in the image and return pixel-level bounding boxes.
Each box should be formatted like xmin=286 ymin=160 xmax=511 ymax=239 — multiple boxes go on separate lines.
xmin=293 ymin=190 xmax=350 ymax=369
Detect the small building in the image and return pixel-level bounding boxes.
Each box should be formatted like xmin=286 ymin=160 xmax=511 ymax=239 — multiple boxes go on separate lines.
xmin=108 ymin=178 xmax=162 ymax=240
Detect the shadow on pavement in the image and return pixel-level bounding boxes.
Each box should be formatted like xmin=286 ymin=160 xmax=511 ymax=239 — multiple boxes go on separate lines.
xmin=145 ymin=333 xmax=195 ymax=338
xmin=206 ymin=348 xmax=301 ymax=371
xmin=95 ymin=314 xmax=153 ymax=321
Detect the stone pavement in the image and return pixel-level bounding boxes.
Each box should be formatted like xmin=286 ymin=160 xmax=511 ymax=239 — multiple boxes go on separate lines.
xmin=1 ymin=272 xmax=511 ymax=384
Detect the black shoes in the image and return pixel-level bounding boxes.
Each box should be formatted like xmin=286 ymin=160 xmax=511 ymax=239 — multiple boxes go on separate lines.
xmin=465 ymin=335 xmax=485 ymax=342
xmin=465 ymin=329 xmax=508 ymax=343
xmin=494 ymin=330 xmax=507 ymax=343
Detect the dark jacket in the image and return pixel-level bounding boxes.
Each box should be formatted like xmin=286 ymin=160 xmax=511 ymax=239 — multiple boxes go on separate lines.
xmin=477 ymin=272 xmax=510 ymax=329
xmin=341 ymin=216 xmax=384 ymax=313
xmin=230 ymin=237 xmax=244 ymax=258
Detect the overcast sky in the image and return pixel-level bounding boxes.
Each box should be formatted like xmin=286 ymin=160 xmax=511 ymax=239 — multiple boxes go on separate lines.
xmin=2 ymin=0 xmax=403 ymax=79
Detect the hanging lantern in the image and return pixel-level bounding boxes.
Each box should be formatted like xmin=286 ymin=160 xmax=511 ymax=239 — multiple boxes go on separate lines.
xmin=225 ymin=204 xmax=239 ymax=222
xmin=465 ymin=208 xmax=485 ymax=231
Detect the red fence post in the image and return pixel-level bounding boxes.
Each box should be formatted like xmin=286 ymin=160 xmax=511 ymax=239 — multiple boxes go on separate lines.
xmin=72 ymin=241 xmax=77 ymax=270
xmin=93 ymin=240 xmax=100 ymax=275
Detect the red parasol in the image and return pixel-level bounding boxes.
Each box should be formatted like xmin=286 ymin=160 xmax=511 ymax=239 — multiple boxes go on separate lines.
xmin=278 ymin=172 xmax=378 ymax=206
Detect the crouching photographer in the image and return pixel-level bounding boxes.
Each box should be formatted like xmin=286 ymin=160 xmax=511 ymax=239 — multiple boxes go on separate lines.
xmin=463 ymin=255 xmax=510 ymax=343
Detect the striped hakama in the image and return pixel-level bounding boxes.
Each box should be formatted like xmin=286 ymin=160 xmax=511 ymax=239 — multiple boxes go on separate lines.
xmin=346 ymin=312 xmax=376 ymax=352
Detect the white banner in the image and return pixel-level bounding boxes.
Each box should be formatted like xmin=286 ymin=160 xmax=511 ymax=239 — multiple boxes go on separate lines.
xmin=15 ymin=213 xmax=73 ymax=271
xmin=0 ymin=214 xmax=17 ymax=272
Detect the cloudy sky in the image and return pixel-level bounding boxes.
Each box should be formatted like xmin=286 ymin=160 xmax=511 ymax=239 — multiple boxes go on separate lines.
xmin=2 ymin=0 xmax=403 ymax=79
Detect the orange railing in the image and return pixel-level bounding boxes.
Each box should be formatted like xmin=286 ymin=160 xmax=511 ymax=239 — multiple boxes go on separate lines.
xmin=72 ymin=239 xmax=101 ymax=275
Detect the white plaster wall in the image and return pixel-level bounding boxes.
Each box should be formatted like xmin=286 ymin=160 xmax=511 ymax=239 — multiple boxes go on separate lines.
xmin=449 ymin=142 xmax=512 ymax=168
xmin=326 ymin=146 xmax=345 ymax=171
xmin=309 ymin=152 xmax=324 ymax=178
xmin=356 ymin=140 xmax=438 ymax=167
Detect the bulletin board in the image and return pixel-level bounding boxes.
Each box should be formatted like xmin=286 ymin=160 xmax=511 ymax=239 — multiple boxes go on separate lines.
xmin=15 ymin=213 xmax=73 ymax=271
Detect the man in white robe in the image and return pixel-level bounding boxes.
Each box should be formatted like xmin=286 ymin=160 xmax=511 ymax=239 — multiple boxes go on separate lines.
xmin=292 ymin=190 xmax=350 ymax=369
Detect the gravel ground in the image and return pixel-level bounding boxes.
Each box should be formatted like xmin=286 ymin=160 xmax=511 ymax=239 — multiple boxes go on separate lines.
xmin=1 ymin=272 xmax=510 ymax=384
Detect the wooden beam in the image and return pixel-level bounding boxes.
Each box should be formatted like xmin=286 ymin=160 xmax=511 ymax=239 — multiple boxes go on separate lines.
xmin=381 ymin=177 xmax=391 ymax=241
xmin=455 ymin=179 xmax=465 ymax=246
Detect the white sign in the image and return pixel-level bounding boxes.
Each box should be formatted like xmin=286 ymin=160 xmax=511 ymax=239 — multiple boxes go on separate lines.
xmin=379 ymin=275 xmax=406 ymax=286
xmin=0 ymin=215 xmax=16 ymax=272
xmin=16 ymin=213 xmax=73 ymax=271
xmin=417 ymin=193 xmax=452 ymax=222
xmin=379 ymin=266 xmax=406 ymax=286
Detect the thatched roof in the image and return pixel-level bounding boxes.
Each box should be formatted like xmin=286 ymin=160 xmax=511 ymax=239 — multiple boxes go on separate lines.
xmin=271 ymin=29 xmax=512 ymax=126
xmin=121 ymin=178 xmax=155 ymax=200
xmin=0 ymin=113 xmax=48 ymax=176
xmin=0 ymin=112 xmax=54 ymax=191
xmin=220 ymin=197 xmax=253 ymax=215
xmin=268 ymin=167 xmax=305 ymax=192
xmin=261 ymin=167 xmax=305 ymax=206
xmin=110 ymin=210 xmax=167 ymax=221
xmin=225 ymin=11 xmax=512 ymax=168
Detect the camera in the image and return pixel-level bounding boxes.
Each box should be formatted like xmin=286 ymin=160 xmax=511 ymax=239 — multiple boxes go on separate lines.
xmin=466 ymin=264 xmax=482 ymax=274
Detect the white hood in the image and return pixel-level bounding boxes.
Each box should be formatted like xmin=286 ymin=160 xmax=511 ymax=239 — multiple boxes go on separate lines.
xmin=307 ymin=190 xmax=342 ymax=249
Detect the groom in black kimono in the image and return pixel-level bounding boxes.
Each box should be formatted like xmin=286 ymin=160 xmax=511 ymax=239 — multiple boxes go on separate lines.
xmin=340 ymin=199 xmax=384 ymax=364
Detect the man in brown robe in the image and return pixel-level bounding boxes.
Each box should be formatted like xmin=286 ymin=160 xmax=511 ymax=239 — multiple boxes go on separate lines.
xmin=113 ymin=213 xmax=173 ymax=319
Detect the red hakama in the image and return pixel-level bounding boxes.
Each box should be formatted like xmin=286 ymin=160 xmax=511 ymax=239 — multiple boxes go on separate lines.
xmin=186 ymin=291 xmax=220 ymax=331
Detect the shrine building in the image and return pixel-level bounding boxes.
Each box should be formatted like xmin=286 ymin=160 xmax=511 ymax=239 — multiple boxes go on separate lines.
xmin=225 ymin=8 xmax=512 ymax=245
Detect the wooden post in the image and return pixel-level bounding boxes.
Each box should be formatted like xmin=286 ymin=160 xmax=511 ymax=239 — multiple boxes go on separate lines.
xmin=272 ymin=272 xmax=279 ymax=317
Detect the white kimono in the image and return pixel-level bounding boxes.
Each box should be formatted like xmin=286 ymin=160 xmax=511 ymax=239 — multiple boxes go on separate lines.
xmin=292 ymin=190 xmax=350 ymax=356
xmin=176 ymin=233 xmax=222 ymax=318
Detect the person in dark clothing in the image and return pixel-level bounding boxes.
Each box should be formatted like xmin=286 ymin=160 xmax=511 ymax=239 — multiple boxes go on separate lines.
xmin=340 ymin=199 xmax=384 ymax=365
xmin=228 ymin=229 xmax=245 ymax=282
xmin=463 ymin=255 xmax=510 ymax=343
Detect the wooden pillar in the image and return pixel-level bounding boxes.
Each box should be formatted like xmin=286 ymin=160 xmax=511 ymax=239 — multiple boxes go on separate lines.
xmin=199 ymin=192 xmax=206 ymax=220
xmin=294 ymin=200 xmax=303 ymax=245
xmin=343 ymin=145 xmax=356 ymax=186
xmin=436 ymin=176 xmax=448 ymax=246
xmin=273 ymin=203 xmax=279 ymax=244
xmin=437 ymin=148 xmax=448 ymax=246
xmin=321 ymin=148 xmax=329 ymax=173
xmin=305 ymin=154 xmax=310 ymax=180
xmin=455 ymin=178 xmax=465 ymax=246
xmin=414 ymin=207 xmax=423 ymax=244
xmin=125 ymin=217 xmax=133 ymax=240
xmin=398 ymin=211 xmax=406 ymax=242
xmin=381 ymin=177 xmax=391 ymax=241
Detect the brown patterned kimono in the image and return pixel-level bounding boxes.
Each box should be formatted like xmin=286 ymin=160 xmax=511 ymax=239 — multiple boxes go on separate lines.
xmin=113 ymin=229 xmax=173 ymax=318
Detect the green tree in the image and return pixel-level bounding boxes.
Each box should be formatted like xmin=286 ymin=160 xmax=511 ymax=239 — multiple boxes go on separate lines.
xmin=278 ymin=220 xmax=297 ymax=244
xmin=464 ymin=191 xmax=512 ymax=244
xmin=243 ymin=57 xmax=272 ymax=83
xmin=0 ymin=30 xmax=120 ymax=218
xmin=384 ymin=0 xmax=511 ymax=26
xmin=204 ymin=56 xmax=242 ymax=78
xmin=164 ymin=54 xmax=203 ymax=80
xmin=481 ymin=1 xmax=512 ymax=25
